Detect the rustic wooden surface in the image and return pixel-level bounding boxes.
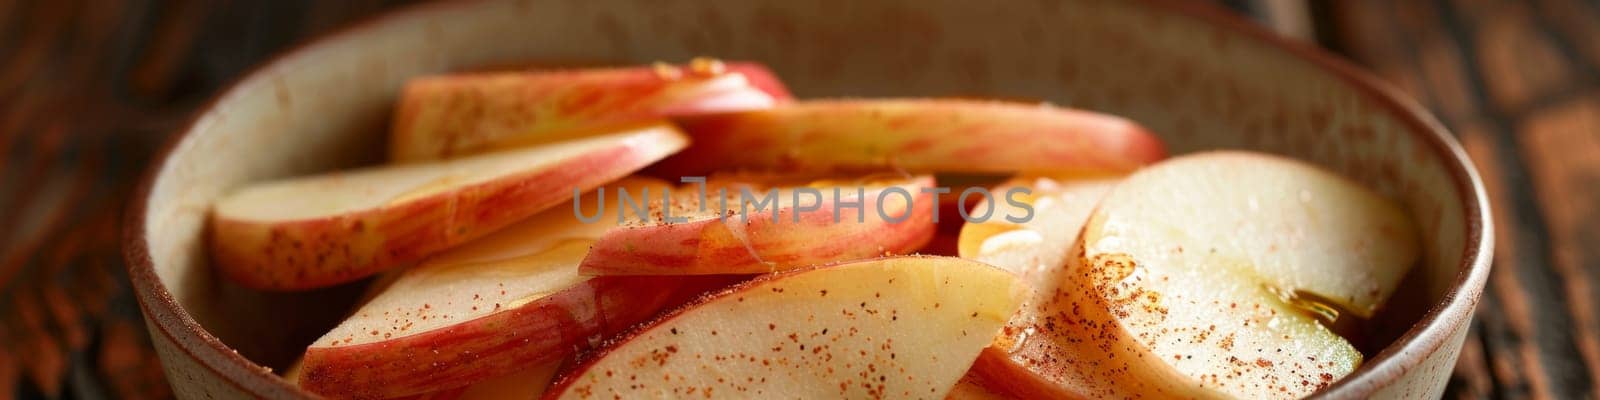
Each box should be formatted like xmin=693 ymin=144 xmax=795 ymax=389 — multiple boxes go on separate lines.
xmin=1326 ymin=1 xmax=1600 ymax=399
xmin=0 ymin=1 xmax=1590 ymax=399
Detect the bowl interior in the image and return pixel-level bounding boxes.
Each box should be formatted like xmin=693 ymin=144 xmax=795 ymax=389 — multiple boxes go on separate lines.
xmin=135 ymin=0 xmax=1480 ymax=397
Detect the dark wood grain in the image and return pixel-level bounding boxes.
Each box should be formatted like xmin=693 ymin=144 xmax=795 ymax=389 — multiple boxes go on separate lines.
xmin=0 ymin=1 xmax=413 ymax=399
xmin=0 ymin=1 xmax=1592 ymax=399
xmin=1329 ymin=0 xmax=1600 ymax=398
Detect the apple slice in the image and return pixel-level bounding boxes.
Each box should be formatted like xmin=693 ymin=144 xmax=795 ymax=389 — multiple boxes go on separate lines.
xmin=543 ymin=256 xmax=1026 ymax=399
xmin=210 ymin=125 xmax=688 ymax=290
xmin=450 ymin=361 xmax=562 ymax=400
xmin=286 ymin=358 xmax=561 ymax=400
xmin=391 ymin=59 xmax=790 ymax=162
xmin=954 ymin=175 xmax=1127 ymax=398
xmin=944 ymin=371 xmax=1016 ymax=400
xmin=1059 ymin=151 xmax=1419 ymax=398
xmin=652 ymin=99 xmax=1167 ymax=176
xmin=297 ymin=177 xmax=736 ymax=399
xmin=958 ymin=175 xmax=1119 ymax=292
xmin=409 ymin=362 xmax=563 ymax=400
xmin=579 ymin=173 xmax=937 ymax=276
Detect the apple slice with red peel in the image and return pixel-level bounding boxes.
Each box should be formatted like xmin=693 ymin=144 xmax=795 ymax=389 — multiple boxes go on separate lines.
xmin=945 ymin=370 xmax=1017 ymax=400
xmin=297 ymin=177 xmax=739 ymax=399
xmin=720 ymin=63 xmax=791 ymax=104
xmin=449 ymin=361 xmax=562 ymax=400
xmin=405 ymin=361 xmax=563 ymax=400
xmin=1057 ymin=151 xmax=1419 ymax=398
xmin=578 ymin=173 xmax=937 ymax=276
xmin=652 ymin=99 xmax=1166 ymax=176
xmin=543 ymin=256 xmax=1026 ymax=400
xmin=391 ymin=59 xmax=790 ymax=162
xmin=956 ymin=175 xmax=1127 ymax=399
xmin=209 ymin=125 xmax=688 ymax=290
xmin=287 ymin=358 xmax=561 ymax=400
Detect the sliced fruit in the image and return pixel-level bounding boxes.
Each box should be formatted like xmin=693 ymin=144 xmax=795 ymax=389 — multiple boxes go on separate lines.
xmin=289 ymin=356 xmax=560 ymax=400
xmin=652 ymin=99 xmax=1166 ymax=175
xmin=543 ymin=256 xmax=1026 ymax=399
xmin=297 ymin=177 xmax=734 ymax=399
xmin=958 ymin=175 xmax=1119 ymax=292
xmin=391 ymin=59 xmax=789 ymax=162
xmin=957 ymin=175 xmax=1126 ymax=398
xmin=210 ymin=125 xmax=688 ymax=290
xmin=944 ymin=371 xmax=1016 ymax=400
xmin=579 ymin=173 xmax=937 ymax=276
xmin=1061 ymin=151 xmax=1419 ymax=398
xmin=423 ymin=361 xmax=563 ymax=400
xmin=961 ymin=175 xmax=1178 ymax=399
xmin=1088 ymin=151 xmax=1419 ymax=317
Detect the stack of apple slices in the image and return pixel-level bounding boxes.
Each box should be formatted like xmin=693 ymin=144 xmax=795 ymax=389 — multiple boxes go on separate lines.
xmin=956 ymin=153 xmax=1419 ymax=399
xmin=579 ymin=172 xmax=939 ymax=276
xmin=294 ymin=177 xmax=737 ymax=398
xmin=208 ymin=59 xmax=1416 ymax=400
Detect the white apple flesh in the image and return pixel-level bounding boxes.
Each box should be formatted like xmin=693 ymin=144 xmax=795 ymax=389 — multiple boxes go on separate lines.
xmin=543 ymin=256 xmax=1025 ymax=399
xmin=1085 ymin=151 xmax=1418 ymax=317
xmin=1061 ymin=151 xmax=1419 ymax=398
xmin=287 ymin=357 xmax=560 ymax=400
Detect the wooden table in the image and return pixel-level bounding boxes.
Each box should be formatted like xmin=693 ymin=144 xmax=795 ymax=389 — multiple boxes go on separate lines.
xmin=1327 ymin=1 xmax=1600 ymax=399
xmin=0 ymin=1 xmax=1590 ymax=399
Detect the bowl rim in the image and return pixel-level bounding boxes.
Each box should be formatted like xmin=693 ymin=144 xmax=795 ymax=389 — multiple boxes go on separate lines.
xmin=122 ymin=0 xmax=1493 ymax=398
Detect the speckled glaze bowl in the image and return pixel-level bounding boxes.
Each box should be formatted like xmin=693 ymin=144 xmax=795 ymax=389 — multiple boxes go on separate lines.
xmin=124 ymin=0 xmax=1492 ymax=398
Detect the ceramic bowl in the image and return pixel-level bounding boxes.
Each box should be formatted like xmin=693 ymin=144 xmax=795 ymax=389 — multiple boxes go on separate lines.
xmin=125 ymin=0 xmax=1492 ymax=398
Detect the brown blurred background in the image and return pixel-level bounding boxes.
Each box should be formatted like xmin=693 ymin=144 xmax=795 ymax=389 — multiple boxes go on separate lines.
xmin=0 ymin=0 xmax=1595 ymax=399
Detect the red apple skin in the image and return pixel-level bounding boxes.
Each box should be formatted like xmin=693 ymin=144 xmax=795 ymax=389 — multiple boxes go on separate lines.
xmin=946 ymin=367 xmax=1024 ymax=400
xmin=919 ymin=232 xmax=961 ymax=257
xmin=578 ymin=176 xmax=937 ymax=276
xmin=969 ymin=347 xmax=1089 ymax=400
xmin=391 ymin=386 xmax=467 ymax=400
xmin=298 ymin=275 xmax=739 ymax=399
xmin=391 ymin=61 xmax=790 ymax=162
xmin=389 ymin=359 xmax=561 ymax=400
xmin=724 ymin=63 xmax=792 ymax=100
xmin=653 ymin=99 xmax=1168 ymax=176
xmin=210 ymin=132 xmax=683 ymax=291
